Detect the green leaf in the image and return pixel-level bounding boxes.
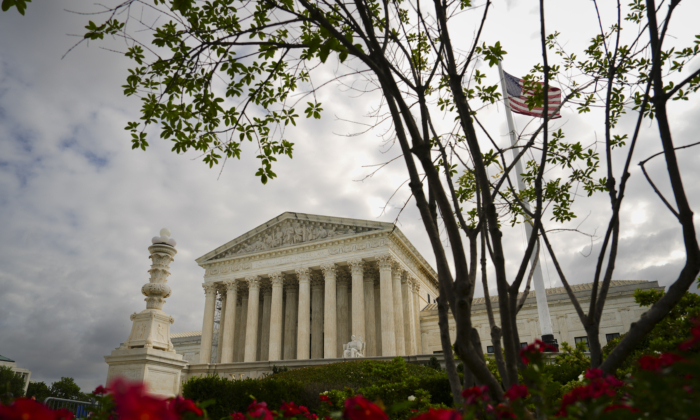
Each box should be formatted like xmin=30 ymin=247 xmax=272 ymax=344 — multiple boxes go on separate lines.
xmin=1 ymin=0 xmax=31 ymax=15
xmin=171 ymin=0 xmax=193 ymax=12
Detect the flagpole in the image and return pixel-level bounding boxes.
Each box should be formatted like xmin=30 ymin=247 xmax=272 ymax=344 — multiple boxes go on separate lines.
xmin=497 ymin=60 xmax=556 ymax=346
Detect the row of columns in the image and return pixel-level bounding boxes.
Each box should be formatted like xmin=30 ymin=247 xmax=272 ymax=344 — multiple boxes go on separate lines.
xmin=199 ymin=255 xmax=424 ymax=364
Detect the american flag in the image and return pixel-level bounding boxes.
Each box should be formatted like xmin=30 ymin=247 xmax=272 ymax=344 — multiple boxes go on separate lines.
xmin=503 ymin=71 xmax=562 ymax=119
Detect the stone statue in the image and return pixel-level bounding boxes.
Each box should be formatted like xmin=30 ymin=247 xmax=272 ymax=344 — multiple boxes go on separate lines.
xmin=343 ymin=335 xmax=366 ymax=358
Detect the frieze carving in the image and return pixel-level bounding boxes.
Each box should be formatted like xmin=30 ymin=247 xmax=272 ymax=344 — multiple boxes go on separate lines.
xmin=203 ymin=238 xmax=389 ymax=275
xmin=204 ymin=261 xmax=253 ymax=276
xmin=209 ymin=220 xmax=380 ymax=260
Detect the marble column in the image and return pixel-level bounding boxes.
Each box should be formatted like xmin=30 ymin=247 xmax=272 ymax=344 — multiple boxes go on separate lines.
xmin=363 ymin=267 xmax=377 ymax=357
xmin=280 ymin=294 xmax=286 ymax=358
xmin=296 ymin=268 xmax=311 ymax=360
xmin=348 ymin=259 xmax=366 ymax=345
xmin=235 ymin=293 xmax=247 ymax=362
xmin=311 ymin=272 xmax=325 ymax=359
xmin=216 ymin=288 xmax=227 ymax=363
xmin=244 ymin=276 xmax=260 ymax=362
xmin=378 ymin=255 xmax=397 ymax=356
xmin=284 ymin=281 xmax=298 ymax=360
xmin=413 ymin=282 xmax=422 ymax=354
xmin=199 ymin=283 xmax=218 ymax=364
xmin=402 ymin=276 xmax=415 ymax=355
xmin=256 ymin=292 xmax=264 ymax=361
xmin=260 ymin=284 xmax=272 ymax=361
xmin=221 ymin=279 xmax=238 ymax=363
xmin=336 ymin=270 xmax=350 ymax=356
xmin=268 ymin=272 xmax=284 ymax=361
xmin=321 ymin=263 xmax=337 ymax=358
xmin=374 ymin=278 xmax=382 ymax=356
xmin=238 ymin=293 xmax=248 ymax=362
xmin=392 ymin=265 xmax=406 ymax=355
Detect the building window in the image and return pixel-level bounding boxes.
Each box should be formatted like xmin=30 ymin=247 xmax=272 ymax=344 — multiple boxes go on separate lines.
xmin=574 ymin=336 xmax=589 ymax=351
xmin=427 ymin=294 xmax=430 ymax=303
xmin=606 ymin=333 xmax=620 ymax=343
xmin=487 ymin=346 xmax=494 ymax=354
xmin=520 ymin=342 xmax=528 ymax=349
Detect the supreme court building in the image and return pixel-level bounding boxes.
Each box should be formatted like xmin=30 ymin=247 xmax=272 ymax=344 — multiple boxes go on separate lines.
xmin=194 ymin=212 xmax=439 ymax=368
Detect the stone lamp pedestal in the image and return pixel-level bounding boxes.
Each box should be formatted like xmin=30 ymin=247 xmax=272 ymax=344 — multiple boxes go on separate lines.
xmin=105 ymin=232 xmax=188 ymax=398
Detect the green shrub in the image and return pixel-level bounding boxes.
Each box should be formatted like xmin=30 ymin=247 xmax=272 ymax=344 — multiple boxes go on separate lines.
xmin=424 ymin=356 xmax=442 ymax=372
xmin=271 ymin=365 xmax=289 ymax=375
xmin=182 ymin=358 xmax=454 ymax=418
xmin=26 ymin=381 xmax=51 ymax=402
xmin=0 ymin=366 xmax=25 ymax=403
xmin=182 ymin=375 xmax=306 ymax=419
xmin=543 ymin=341 xmax=590 ymax=385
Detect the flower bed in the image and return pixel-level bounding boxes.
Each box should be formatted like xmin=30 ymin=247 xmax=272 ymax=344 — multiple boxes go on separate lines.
xmin=3 ymin=321 xmax=699 ymax=420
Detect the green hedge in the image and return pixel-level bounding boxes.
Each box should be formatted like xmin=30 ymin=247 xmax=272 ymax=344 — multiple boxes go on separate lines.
xmin=182 ymin=358 xmax=453 ymax=419
xmin=182 ymin=375 xmax=306 ymax=419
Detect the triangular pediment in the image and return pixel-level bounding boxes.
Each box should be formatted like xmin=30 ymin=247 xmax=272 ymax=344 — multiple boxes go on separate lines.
xmin=198 ymin=212 xmax=392 ymax=263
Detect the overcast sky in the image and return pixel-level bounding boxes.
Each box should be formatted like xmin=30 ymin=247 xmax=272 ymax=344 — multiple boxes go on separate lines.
xmin=1 ymin=0 xmax=699 ymax=393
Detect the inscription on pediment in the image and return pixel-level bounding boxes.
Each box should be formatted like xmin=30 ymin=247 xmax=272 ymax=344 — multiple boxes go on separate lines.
xmin=209 ymin=220 xmax=381 ymax=260
xmin=204 ymin=238 xmax=388 ymax=277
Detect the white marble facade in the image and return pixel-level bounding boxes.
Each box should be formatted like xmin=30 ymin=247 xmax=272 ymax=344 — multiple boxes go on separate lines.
xmin=195 ymin=212 xmax=439 ymax=364
xmin=418 ymin=280 xmax=663 ymax=354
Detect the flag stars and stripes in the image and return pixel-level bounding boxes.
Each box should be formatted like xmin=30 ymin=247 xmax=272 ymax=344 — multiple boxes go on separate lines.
xmin=504 ymin=71 xmax=562 ymax=119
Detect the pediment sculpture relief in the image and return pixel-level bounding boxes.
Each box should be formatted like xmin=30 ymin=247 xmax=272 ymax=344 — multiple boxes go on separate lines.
xmin=210 ymin=221 xmax=379 ymax=260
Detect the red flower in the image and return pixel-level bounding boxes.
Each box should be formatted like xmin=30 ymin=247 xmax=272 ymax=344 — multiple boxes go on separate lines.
xmin=343 ymin=395 xmax=387 ymax=420
xmin=584 ymin=368 xmax=603 ymax=380
xmin=461 ymin=385 xmax=489 ymax=405
xmin=679 ymin=321 xmax=700 ymax=351
xmin=280 ymin=401 xmax=310 ymax=418
xmin=170 ymin=395 xmax=203 ymax=417
xmin=518 ymin=340 xmax=557 ymax=365
xmin=494 ymin=404 xmax=516 ymax=419
xmin=603 ymin=404 xmax=639 ymax=413
xmin=107 ymin=378 xmax=178 ymax=420
xmin=52 ymin=409 xmax=75 ymax=420
xmin=638 ymin=353 xmax=685 ymax=371
xmin=504 ymin=384 xmax=529 ymax=401
xmin=231 ymin=412 xmax=246 ymax=420
xmin=0 ymin=398 xmax=73 ymax=420
xmin=556 ymin=370 xmax=624 ymax=416
xmin=93 ymin=385 xmax=107 ymax=395
xmin=319 ymin=394 xmax=332 ymax=406
xmin=248 ymin=400 xmax=274 ymax=420
xmin=411 ymin=408 xmax=460 ymax=420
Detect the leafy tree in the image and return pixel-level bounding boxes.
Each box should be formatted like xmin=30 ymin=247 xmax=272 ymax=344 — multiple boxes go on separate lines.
xmin=50 ymin=377 xmax=87 ymax=401
xmin=0 ymin=366 xmax=26 ymax=402
xmin=26 ymin=381 xmax=51 ymax=402
xmin=8 ymin=0 xmax=700 ymax=403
